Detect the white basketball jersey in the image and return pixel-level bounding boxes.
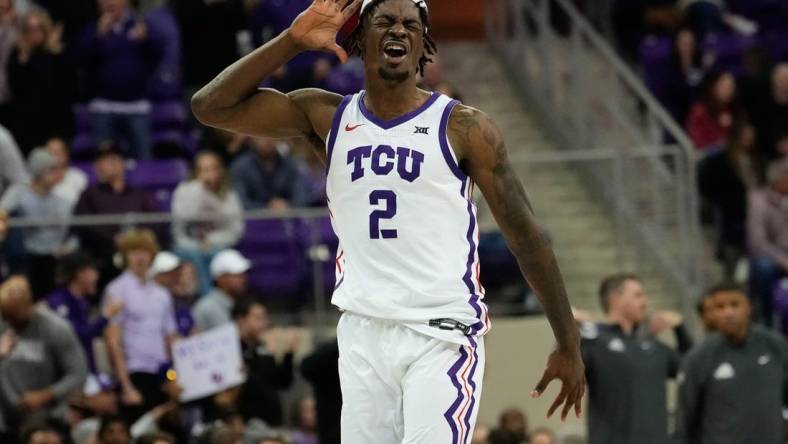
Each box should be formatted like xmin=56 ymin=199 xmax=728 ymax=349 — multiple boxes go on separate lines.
xmin=326 ymin=91 xmax=491 ymax=345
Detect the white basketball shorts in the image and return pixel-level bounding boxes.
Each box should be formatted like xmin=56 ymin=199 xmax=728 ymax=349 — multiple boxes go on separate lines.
xmin=337 ymin=311 xmax=485 ymax=444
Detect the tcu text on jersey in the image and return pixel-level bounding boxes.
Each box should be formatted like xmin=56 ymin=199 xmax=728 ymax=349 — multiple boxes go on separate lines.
xmin=347 ymin=145 xmax=425 ymax=183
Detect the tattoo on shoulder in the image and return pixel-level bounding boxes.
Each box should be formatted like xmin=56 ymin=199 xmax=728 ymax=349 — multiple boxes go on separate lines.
xmin=450 ymin=105 xmax=507 ymax=162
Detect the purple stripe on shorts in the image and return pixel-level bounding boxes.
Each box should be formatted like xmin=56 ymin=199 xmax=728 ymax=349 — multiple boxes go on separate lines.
xmin=326 ymin=94 xmax=353 ymax=172
xmin=462 ymin=337 xmax=480 ymax=443
xmin=444 ymin=345 xmax=469 ymax=444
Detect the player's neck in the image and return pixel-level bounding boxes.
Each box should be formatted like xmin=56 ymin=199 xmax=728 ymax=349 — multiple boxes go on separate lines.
xmin=364 ymin=77 xmax=428 ymax=121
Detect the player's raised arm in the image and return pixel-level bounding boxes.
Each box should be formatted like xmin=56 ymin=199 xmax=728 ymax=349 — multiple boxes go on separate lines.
xmin=191 ymin=0 xmax=362 ymax=139
xmin=448 ymin=104 xmax=586 ymax=420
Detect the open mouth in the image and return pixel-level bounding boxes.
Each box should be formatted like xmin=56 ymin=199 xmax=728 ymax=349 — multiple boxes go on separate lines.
xmin=383 ymin=41 xmax=408 ymax=63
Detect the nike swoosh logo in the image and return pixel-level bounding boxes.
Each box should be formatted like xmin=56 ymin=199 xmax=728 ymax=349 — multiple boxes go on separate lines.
xmin=345 ymin=123 xmax=365 ymax=131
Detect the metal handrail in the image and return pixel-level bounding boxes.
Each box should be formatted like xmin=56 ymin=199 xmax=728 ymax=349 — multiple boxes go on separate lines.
xmin=548 ymin=0 xmax=696 ymax=156
xmin=486 ymin=0 xmax=704 ymax=314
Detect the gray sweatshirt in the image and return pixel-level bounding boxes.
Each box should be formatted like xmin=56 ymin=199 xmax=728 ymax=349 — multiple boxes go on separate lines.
xmin=171 ymin=180 xmax=244 ymax=251
xmin=676 ymin=326 xmax=788 ymax=444
xmin=0 ymin=124 xmax=29 ymax=198
xmin=0 ymin=306 xmax=88 ymax=431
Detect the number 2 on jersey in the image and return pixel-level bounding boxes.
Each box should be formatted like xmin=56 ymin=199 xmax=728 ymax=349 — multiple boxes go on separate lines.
xmin=369 ymin=190 xmax=397 ymax=239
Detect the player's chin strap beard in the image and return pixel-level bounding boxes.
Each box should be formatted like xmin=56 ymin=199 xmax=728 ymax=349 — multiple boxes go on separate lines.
xmin=378 ymin=66 xmax=410 ymax=83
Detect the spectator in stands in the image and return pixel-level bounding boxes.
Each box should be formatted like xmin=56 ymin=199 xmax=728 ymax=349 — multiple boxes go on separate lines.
xmin=1 ymin=147 xmax=76 ymax=298
xmin=192 ymin=249 xmax=249 ymax=331
xmin=0 ymin=0 xmax=18 ymax=125
xmin=172 ymin=0 xmax=245 ymax=90
xmin=173 ymin=151 xmax=243 ymax=295
xmin=7 ymin=9 xmax=75 ymax=156
xmin=34 ymin=0 xmax=97 ymax=51
xmin=21 ymin=422 xmax=64 ymax=444
xmin=686 ymin=70 xmax=737 ymax=151
xmin=0 ymin=275 xmax=87 ymax=438
xmin=231 ymin=137 xmax=308 ymax=210
xmin=579 ymin=274 xmax=692 ymax=444
xmin=136 ymin=431 xmax=175 ymax=444
xmin=751 ymin=64 xmax=788 ymax=160
xmin=611 ymin=0 xmax=682 ymax=63
xmin=698 ymin=119 xmax=761 ymax=278
xmin=47 ymin=138 xmax=88 ymax=210
xmin=232 ymin=297 xmax=296 ymax=427
xmin=96 ymin=416 xmax=132 ymax=444
xmin=0 ymin=123 xmax=28 ymax=204
xmin=488 ymin=407 xmax=527 ymax=444
xmin=80 ymin=0 xmax=161 ymax=160
xmin=662 ymin=28 xmax=708 ymax=124
xmin=74 ymin=144 xmax=159 ymax=285
xmin=677 ymin=283 xmax=788 ymax=444
xmin=300 ymin=339 xmax=340 ymax=444
xmin=530 ymin=428 xmax=556 ymax=444
xmin=173 ymin=260 xmax=198 ymax=336
xmin=148 ymin=251 xmax=195 ymax=336
xmin=102 ymin=229 xmax=177 ymax=423
xmin=46 ymin=253 xmax=121 ymax=384
xmin=289 ymin=397 xmax=318 ymax=444
xmin=747 ymin=158 xmax=788 ymax=325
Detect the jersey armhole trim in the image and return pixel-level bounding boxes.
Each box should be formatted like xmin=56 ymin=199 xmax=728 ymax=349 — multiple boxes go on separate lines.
xmin=439 ymin=99 xmax=467 ymax=182
xmin=326 ymin=94 xmax=354 ymax=172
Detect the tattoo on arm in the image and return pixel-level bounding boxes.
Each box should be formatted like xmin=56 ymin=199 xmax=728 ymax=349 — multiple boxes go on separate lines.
xmin=451 ymin=105 xmax=579 ymax=350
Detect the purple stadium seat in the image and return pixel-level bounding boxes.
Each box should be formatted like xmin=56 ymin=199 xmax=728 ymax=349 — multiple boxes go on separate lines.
xmin=760 ymin=31 xmax=788 ymax=63
xmin=71 ymin=132 xmax=97 ymax=160
xmin=73 ymin=162 xmax=97 ymax=184
xmin=73 ymin=104 xmax=93 ymax=132
xmin=701 ymin=33 xmax=757 ymax=76
xmin=640 ymin=36 xmax=674 ymax=100
xmin=126 ymin=159 xmax=189 ymax=190
xmin=325 ymin=58 xmax=365 ymax=96
xmin=151 ymin=101 xmax=188 ymax=129
xmin=239 ymin=219 xmax=308 ymax=296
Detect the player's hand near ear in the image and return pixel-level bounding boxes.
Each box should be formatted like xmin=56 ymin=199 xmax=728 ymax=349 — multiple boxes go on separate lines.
xmin=290 ymin=0 xmax=364 ymax=63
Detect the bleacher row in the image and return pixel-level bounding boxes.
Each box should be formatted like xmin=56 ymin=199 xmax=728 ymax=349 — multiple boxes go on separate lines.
xmin=67 ymin=158 xmax=339 ymax=300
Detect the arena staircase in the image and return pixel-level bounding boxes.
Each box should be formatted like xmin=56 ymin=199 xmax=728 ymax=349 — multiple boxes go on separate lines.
xmin=439 ymin=42 xmax=682 ymax=315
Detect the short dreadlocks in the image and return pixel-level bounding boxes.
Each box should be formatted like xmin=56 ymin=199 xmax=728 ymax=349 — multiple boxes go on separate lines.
xmin=344 ymin=0 xmax=437 ymax=76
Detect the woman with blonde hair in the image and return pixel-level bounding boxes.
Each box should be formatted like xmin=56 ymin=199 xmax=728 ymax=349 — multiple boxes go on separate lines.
xmin=7 ymin=8 xmax=75 ymax=155
xmin=172 ymin=151 xmax=244 ymax=295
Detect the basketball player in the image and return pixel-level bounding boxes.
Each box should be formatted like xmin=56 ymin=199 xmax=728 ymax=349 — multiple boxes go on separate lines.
xmin=192 ymin=0 xmax=585 ymax=442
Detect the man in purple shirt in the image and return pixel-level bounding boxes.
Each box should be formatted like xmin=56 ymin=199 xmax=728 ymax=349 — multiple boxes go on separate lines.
xmin=748 ymin=159 xmax=788 ymax=325
xmin=79 ymin=0 xmax=162 ymax=159
xmin=46 ymin=253 xmax=122 ymax=377
xmin=103 ymin=229 xmax=177 ymax=423
xmin=74 ymin=144 xmax=159 ymax=286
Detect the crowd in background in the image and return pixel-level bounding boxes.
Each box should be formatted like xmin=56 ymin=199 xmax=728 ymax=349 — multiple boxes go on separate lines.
xmin=0 ymin=0 xmax=474 ymax=443
xmin=586 ymin=0 xmax=788 ymax=335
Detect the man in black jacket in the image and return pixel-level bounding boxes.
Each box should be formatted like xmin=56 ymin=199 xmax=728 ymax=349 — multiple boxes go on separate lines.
xmin=580 ymin=273 xmax=692 ymax=444
xmin=677 ymin=283 xmax=788 ymax=444
xmin=232 ymin=298 xmax=296 ymax=427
